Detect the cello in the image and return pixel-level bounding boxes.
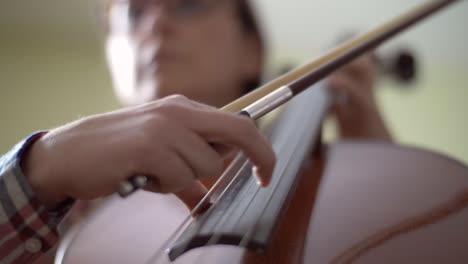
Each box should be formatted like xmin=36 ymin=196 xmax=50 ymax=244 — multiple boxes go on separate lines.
xmin=55 ymin=0 xmax=468 ymax=263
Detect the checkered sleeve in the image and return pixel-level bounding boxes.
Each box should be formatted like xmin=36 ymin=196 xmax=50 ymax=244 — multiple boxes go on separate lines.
xmin=0 ymin=132 xmax=73 ymax=264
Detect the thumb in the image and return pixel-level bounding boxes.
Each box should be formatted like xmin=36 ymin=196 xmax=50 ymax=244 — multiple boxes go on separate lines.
xmin=174 ymin=181 xmax=210 ymax=214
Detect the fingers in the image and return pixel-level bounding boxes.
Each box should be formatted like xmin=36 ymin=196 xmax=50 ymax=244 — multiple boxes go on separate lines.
xmin=142 ymin=148 xmax=194 ymax=193
xmin=341 ymin=55 xmax=375 ymax=85
xmin=150 ymin=96 xmax=275 ymax=186
xmin=173 ymin=126 xmax=224 ymax=180
xmin=184 ymin=110 xmax=276 ymax=186
xmin=329 ymin=55 xmax=375 ymax=91
xmin=329 ymin=73 xmax=368 ymax=109
xmin=327 ymin=54 xmax=376 ymax=111
xmin=326 ymin=53 xmax=392 ymax=140
xmin=140 ymin=95 xmax=275 ymax=191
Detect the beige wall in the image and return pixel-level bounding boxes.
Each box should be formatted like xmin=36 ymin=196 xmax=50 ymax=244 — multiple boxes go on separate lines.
xmin=0 ymin=35 xmax=119 ymax=153
xmin=378 ymin=63 xmax=467 ymax=163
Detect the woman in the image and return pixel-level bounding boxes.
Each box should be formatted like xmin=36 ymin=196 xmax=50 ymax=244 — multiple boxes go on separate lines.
xmin=56 ymin=0 xmax=393 ymax=261
xmin=104 ymin=0 xmax=392 ymax=140
xmin=0 ymin=1 xmax=393 ymax=263
xmin=55 ymin=0 xmax=394 ymax=261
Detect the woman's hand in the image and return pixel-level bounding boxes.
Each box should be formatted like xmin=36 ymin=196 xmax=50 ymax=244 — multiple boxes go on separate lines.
xmin=22 ymin=95 xmax=275 ymax=209
xmin=328 ymin=54 xmax=393 ymax=141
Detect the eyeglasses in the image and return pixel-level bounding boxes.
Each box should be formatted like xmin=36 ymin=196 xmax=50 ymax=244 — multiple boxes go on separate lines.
xmin=121 ymin=0 xmax=228 ymax=22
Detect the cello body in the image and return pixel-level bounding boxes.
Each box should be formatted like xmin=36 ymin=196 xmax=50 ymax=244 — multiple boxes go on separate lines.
xmin=57 ymin=141 xmax=468 ymax=263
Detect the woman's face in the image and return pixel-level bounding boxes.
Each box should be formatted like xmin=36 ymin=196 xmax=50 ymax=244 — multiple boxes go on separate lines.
xmin=106 ymin=0 xmax=262 ymax=107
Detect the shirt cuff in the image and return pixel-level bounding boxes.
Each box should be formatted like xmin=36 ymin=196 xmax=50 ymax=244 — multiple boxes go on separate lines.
xmin=0 ymin=132 xmax=74 ymax=256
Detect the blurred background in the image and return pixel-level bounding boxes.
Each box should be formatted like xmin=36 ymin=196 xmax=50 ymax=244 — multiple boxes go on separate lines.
xmin=1 ymin=0 xmax=467 ymax=162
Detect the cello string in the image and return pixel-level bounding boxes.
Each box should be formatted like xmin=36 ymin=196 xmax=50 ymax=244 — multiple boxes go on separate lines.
xmin=203 ymin=174 xmax=258 ymax=247
xmin=190 ymin=177 xmax=257 ymax=264
xmin=147 ymin=156 xmax=252 ymax=263
xmin=203 ymin=119 xmax=303 ymax=248
xmin=164 ymin=159 xmax=253 ymax=262
xmin=236 ymin=94 xmax=309 ymax=248
xmin=145 ymin=153 xmax=247 ymax=263
xmin=238 ymin=114 xmax=310 ymax=249
xmin=144 ymin=152 xmax=248 ymax=264
xmin=145 ymin=155 xmax=248 ymax=264
xmin=237 ymin=152 xmax=298 ymax=248
xmin=331 ymin=189 xmax=468 ymax=263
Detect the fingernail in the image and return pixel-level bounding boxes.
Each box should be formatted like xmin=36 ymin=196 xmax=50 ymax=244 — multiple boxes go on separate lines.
xmin=252 ymin=166 xmax=265 ymax=187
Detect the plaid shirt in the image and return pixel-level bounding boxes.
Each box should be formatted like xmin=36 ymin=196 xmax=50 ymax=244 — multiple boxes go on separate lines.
xmin=0 ymin=133 xmax=72 ymax=264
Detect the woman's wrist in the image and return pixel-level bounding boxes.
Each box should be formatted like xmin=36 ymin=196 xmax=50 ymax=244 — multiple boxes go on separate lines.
xmin=338 ymin=101 xmax=393 ymax=141
xmin=21 ymin=133 xmax=68 ymax=209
